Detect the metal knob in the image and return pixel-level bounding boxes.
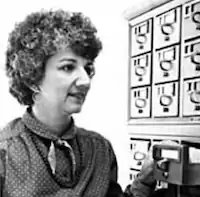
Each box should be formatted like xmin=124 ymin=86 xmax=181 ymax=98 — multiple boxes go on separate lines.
xmin=136 ymin=33 xmax=147 ymax=45
xmin=160 ymin=95 xmax=173 ymax=106
xmin=192 ymin=11 xmax=200 ymax=30
xmin=161 ymin=23 xmax=174 ymax=36
xmin=135 ymin=66 xmax=146 ymax=76
xmin=160 ymin=60 xmax=173 ymax=71
xmin=135 ymin=98 xmax=147 ymax=108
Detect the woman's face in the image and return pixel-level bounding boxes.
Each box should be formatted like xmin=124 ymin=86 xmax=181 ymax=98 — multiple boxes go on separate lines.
xmin=36 ymin=48 xmax=94 ymax=115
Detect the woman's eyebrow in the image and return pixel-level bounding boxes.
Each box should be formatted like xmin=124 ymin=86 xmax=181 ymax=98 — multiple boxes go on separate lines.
xmin=59 ymin=58 xmax=77 ymax=63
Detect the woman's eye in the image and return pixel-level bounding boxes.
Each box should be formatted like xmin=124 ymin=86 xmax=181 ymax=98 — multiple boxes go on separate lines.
xmin=85 ymin=66 xmax=95 ymax=78
xmin=61 ymin=64 xmax=75 ymax=72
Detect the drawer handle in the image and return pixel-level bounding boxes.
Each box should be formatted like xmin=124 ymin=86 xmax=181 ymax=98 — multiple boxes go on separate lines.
xmin=136 ymin=33 xmax=147 ymax=45
xmin=135 ymin=66 xmax=146 ymax=76
xmin=160 ymin=95 xmax=173 ymax=106
xmin=191 ymin=52 xmax=200 ymax=71
xmin=134 ymin=151 xmax=146 ymax=161
xmin=190 ymin=91 xmax=200 ymax=104
xmin=161 ymin=23 xmax=174 ymax=36
xmin=135 ymin=98 xmax=147 ymax=108
xmin=192 ymin=11 xmax=200 ymax=30
xmin=160 ymin=60 xmax=173 ymax=71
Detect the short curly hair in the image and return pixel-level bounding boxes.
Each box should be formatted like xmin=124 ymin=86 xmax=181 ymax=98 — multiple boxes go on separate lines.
xmin=5 ymin=9 xmax=102 ymax=106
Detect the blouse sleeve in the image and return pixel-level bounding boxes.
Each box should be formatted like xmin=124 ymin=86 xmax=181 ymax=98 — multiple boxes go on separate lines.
xmin=124 ymin=173 xmax=156 ymax=197
xmin=0 ymin=141 xmax=7 ymax=195
xmin=106 ymin=141 xmax=124 ymax=197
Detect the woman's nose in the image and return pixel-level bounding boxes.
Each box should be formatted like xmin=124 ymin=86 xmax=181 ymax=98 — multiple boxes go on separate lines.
xmin=75 ymin=68 xmax=91 ymax=88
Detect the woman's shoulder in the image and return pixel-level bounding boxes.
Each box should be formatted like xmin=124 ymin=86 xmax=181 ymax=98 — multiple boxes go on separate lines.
xmin=75 ymin=126 xmax=115 ymax=156
xmin=75 ymin=126 xmax=110 ymax=144
xmin=0 ymin=119 xmax=22 ymax=180
xmin=0 ymin=118 xmax=23 ymax=143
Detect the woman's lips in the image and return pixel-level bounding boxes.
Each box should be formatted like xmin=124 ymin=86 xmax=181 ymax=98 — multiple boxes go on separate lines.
xmin=69 ymin=92 xmax=86 ymax=100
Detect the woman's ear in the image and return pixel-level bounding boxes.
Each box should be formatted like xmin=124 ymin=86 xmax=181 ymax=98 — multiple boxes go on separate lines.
xmin=30 ymin=85 xmax=41 ymax=102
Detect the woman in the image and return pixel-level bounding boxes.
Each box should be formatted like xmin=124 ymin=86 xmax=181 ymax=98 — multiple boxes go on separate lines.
xmin=0 ymin=9 xmax=156 ymax=196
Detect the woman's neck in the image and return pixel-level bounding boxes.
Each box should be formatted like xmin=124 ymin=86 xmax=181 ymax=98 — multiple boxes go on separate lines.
xmin=32 ymin=104 xmax=72 ymax=136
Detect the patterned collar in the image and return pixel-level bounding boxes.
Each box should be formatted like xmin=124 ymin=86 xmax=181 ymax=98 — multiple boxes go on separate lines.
xmin=22 ymin=107 xmax=77 ymax=141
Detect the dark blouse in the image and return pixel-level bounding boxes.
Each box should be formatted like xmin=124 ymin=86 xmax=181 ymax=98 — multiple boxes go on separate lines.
xmin=0 ymin=108 xmax=154 ymax=197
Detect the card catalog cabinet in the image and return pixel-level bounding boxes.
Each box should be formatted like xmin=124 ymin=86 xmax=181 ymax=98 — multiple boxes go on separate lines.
xmin=124 ymin=0 xmax=200 ymax=194
xmin=126 ymin=0 xmax=200 ymax=125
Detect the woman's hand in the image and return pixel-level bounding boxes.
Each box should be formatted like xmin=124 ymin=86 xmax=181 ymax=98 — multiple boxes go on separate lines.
xmin=138 ymin=140 xmax=179 ymax=186
xmin=138 ymin=144 xmax=156 ymax=187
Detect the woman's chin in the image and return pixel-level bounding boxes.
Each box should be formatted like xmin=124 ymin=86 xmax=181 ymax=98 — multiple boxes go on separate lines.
xmin=63 ymin=105 xmax=82 ymax=115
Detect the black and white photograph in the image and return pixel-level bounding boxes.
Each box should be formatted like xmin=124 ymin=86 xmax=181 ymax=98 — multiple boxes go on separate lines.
xmin=0 ymin=0 xmax=200 ymax=196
